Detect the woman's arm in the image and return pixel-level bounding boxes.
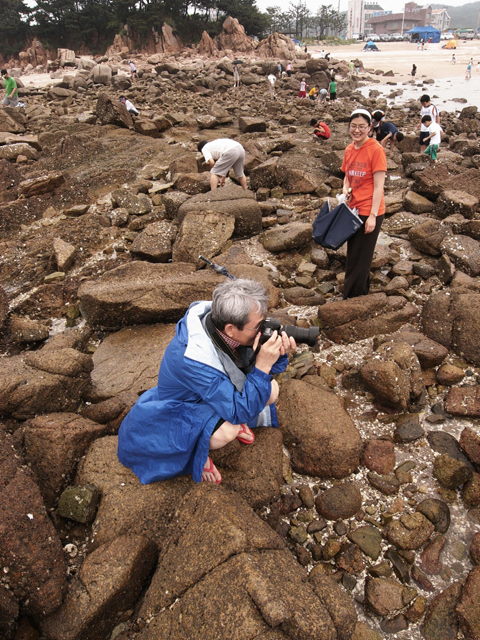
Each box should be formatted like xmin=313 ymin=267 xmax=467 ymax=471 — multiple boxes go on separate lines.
xmin=365 ymin=171 xmax=386 ymax=234
xmin=342 ymin=175 xmax=351 ymax=197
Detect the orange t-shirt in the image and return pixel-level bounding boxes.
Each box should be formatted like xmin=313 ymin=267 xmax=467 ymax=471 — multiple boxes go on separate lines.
xmin=341 ymin=137 xmax=387 ymax=217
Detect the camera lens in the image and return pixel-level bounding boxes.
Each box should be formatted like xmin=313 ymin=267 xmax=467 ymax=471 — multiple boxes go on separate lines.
xmin=283 ymin=325 xmax=319 ymax=347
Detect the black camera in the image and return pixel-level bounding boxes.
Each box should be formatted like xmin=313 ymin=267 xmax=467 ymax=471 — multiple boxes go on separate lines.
xmin=259 ymin=318 xmax=319 ymax=347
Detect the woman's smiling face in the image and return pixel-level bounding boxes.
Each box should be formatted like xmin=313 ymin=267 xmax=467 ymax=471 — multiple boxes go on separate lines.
xmin=349 ymin=116 xmax=370 ymax=146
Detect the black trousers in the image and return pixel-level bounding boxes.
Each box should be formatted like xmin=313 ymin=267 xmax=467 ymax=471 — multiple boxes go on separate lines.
xmin=343 ymin=215 xmax=383 ymax=299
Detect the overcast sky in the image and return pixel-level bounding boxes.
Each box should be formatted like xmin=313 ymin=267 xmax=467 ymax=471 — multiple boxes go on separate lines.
xmin=255 ymin=0 xmax=476 ymax=17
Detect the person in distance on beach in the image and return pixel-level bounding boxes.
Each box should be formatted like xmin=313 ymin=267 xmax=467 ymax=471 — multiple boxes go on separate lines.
xmin=119 ymin=96 xmax=139 ymax=116
xmin=411 ymin=64 xmax=417 ymax=77
xmin=128 ymin=60 xmax=138 ymax=80
xmin=267 ymin=72 xmax=277 ymax=98
xmin=117 ymin=278 xmax=295 ymax=484
xmin=466 ymin=59 xmax=473 ymax=80
xmin=1 ymin=69 xmax=19 ymax=107
xmin=341 ymin=109 xmax=387 ymax=299
xmin=198 ymin=138 xmax=247 ymax=191
xmin=233 ymin=64 xmax=240 ymax=88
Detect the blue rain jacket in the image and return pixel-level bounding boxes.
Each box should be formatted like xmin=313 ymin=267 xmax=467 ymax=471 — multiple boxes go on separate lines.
xmin=117 ymin=301 xmax=288 ymax=484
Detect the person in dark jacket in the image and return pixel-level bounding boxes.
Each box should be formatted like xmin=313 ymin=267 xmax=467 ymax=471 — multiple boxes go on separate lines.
xmin=118 ymin=279 xmax=296 ymax=484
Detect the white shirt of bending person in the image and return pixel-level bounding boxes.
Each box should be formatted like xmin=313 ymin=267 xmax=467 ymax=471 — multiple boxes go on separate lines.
xmin=200 ymin=139 xmax=242 ymax=163
xmin=267 ymin=73 xmax=276 ymax=86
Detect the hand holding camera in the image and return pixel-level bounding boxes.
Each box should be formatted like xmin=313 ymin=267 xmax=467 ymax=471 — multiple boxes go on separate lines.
xmin=254 ymin=330 xmax=296 ymax=374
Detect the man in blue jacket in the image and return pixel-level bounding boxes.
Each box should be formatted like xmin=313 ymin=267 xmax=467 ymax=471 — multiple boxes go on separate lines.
xmin=118 ymin=279 xmax=295 ymax=484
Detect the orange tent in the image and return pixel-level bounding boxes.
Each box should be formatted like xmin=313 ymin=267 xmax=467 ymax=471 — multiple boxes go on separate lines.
xmin=443 ymin=39 xmax=458 ymax=49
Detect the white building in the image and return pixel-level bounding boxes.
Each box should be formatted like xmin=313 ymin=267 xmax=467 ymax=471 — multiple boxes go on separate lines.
xmin=430 ymin=8 xmax=450 ymax=31
xmin=347 ymin=0 xmax=384 ymax=39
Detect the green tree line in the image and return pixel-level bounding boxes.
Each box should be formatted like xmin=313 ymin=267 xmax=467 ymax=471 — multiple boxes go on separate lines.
xmin=0 ymin=0 xmax=345 ymax=59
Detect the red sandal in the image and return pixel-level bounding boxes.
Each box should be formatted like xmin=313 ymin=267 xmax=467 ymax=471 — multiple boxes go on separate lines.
xmin=236 ymin=423 xmax=255 ymax=445
xmin=202 ymin=457 xmax=222 ymax=484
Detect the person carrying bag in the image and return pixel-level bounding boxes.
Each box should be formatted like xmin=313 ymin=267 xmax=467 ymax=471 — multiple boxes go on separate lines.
xmin=340 ymin=108 xmax=387 ymax=299
xmin=312 ymin=196 xmax=363 ymax=251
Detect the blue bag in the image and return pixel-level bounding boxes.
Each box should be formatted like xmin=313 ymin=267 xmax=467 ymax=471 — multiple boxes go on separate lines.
xmin=312 ymin=199 xmax=363 ymax=250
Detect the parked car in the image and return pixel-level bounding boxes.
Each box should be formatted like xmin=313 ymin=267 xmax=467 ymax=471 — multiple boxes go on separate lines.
xmin=369 ymin=33 xmax=380 ymax=41
xmin=391 ymin=33 xmax=403 ymax=41
xmin=441 ymin=32 xmax=452 ymax=40
xmin=379 ymin=33 xmax=390 ymax=41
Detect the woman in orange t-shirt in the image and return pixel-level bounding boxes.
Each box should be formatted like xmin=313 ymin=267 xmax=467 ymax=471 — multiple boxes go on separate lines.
xmin=341 ymin=108 xmax=387 ymax=299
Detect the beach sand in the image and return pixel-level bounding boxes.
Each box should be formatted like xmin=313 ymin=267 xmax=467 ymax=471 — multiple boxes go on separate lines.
xmin=311 ymin=40 xmax=480 ymax=111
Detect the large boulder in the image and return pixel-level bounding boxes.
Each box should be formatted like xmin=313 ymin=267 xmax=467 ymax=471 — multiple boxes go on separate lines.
xmin=0 ymin=109 xmax=26 ymax=133
xmin=408 ymin=218 xmax=451 ymax=256
xmin=137 ymin=486 xmax=355 ymax=640
xmin=76 ymin=436 xmax=192 ymax=550
xmin=95 ymin=93 xmax=133 ymax=128
xmin=139 ymin=483 xmax=284 ymax=618
xmin=318 ymin=293 xmax=418 ymax=344
xmin=256 ymin=32 xmax=297 ymax=58
xmin=0 ymin=427 xmax=67 ymax=617
xmin=172 ymin=211 xmax=235 ymax=267
xmin=21 ymin=413 xmax=109 ymax=508
xmin=0 ymin=350 xmax=91 ymax=420
xmin=361 ymin=341 xmax=423 ymax=410
xmin=215 ymin=16 xmax=256 ymax=52
xmin=277 ymin=377 xmax=363 ymax=479
xmin=436 ymin=190 xmax=479 ymax=219
xmin=403 ymin=190 xmax=435 ymax=214
xmin=129 ymin=221 xmax=177 ymax=262
xmin=176 ymin=185 xmax=262 ymax=237
xmin=440 ymin=235 xmax=480 ymax=277
xmin=78 ymin=261 xmax=223 ymax=328
xmin=89 ymin=323 xmax=176 ymax=401
xmin=421 ymin=290 xmax=480 ymax=366
xmin=91 ymin=63 xmax=112 ymax=85
xmin=457 ymin=565 xmax=480 ymax=639
xmin=259 ymin=221 xmax=312 ymax=253
xmin=42 ymin=535 xmax=157 ymax=640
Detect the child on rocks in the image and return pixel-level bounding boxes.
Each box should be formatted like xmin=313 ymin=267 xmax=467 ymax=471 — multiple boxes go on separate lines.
xmin=421 ymin=114 xmax=442 ymax=162
xmin=298 ymin=77 xmax=308 ymax=98
xmin=329 ymin=78 xmax=337 ymax=102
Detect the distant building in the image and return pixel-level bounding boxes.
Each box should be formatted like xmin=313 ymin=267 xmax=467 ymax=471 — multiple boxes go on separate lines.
xmin=347 ymin=0 xmax=384 ymax=39
xmin=367 ymin=2 xmax=432 ymax=35
xmin=431 ymin=8 xmax=450 ymax=31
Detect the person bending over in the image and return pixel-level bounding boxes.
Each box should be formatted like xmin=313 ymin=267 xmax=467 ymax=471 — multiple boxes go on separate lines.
xmin=376 ymin=121 xmax=404 ymax=151
xmin=118 ymin=279 xmax=296 ymax=484
xmin=119 ymin=96 xmax=139 ymax=116
xmin=198 ymin=138 xmax=247 ymax=191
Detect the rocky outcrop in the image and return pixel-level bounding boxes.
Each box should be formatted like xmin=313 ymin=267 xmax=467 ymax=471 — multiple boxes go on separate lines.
xmin=0 ymin=426 xmax=67 ymax=617
xmin=176 ymin=185 xmax=262 ymax=237
xmin=277 ymin=377 xmax=363 ymax=479
xmin=78 ymin=261 xmax=223 ymax=328
xmin=421 ymin=290 xmax=480 ymax=366
xmin=318 ymin=293 xmax=418 ymax=344
xmin=42 ymin=535 xmax=157 ymax=640
xmin=215 ymin=16 xmax=256 ymax=53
